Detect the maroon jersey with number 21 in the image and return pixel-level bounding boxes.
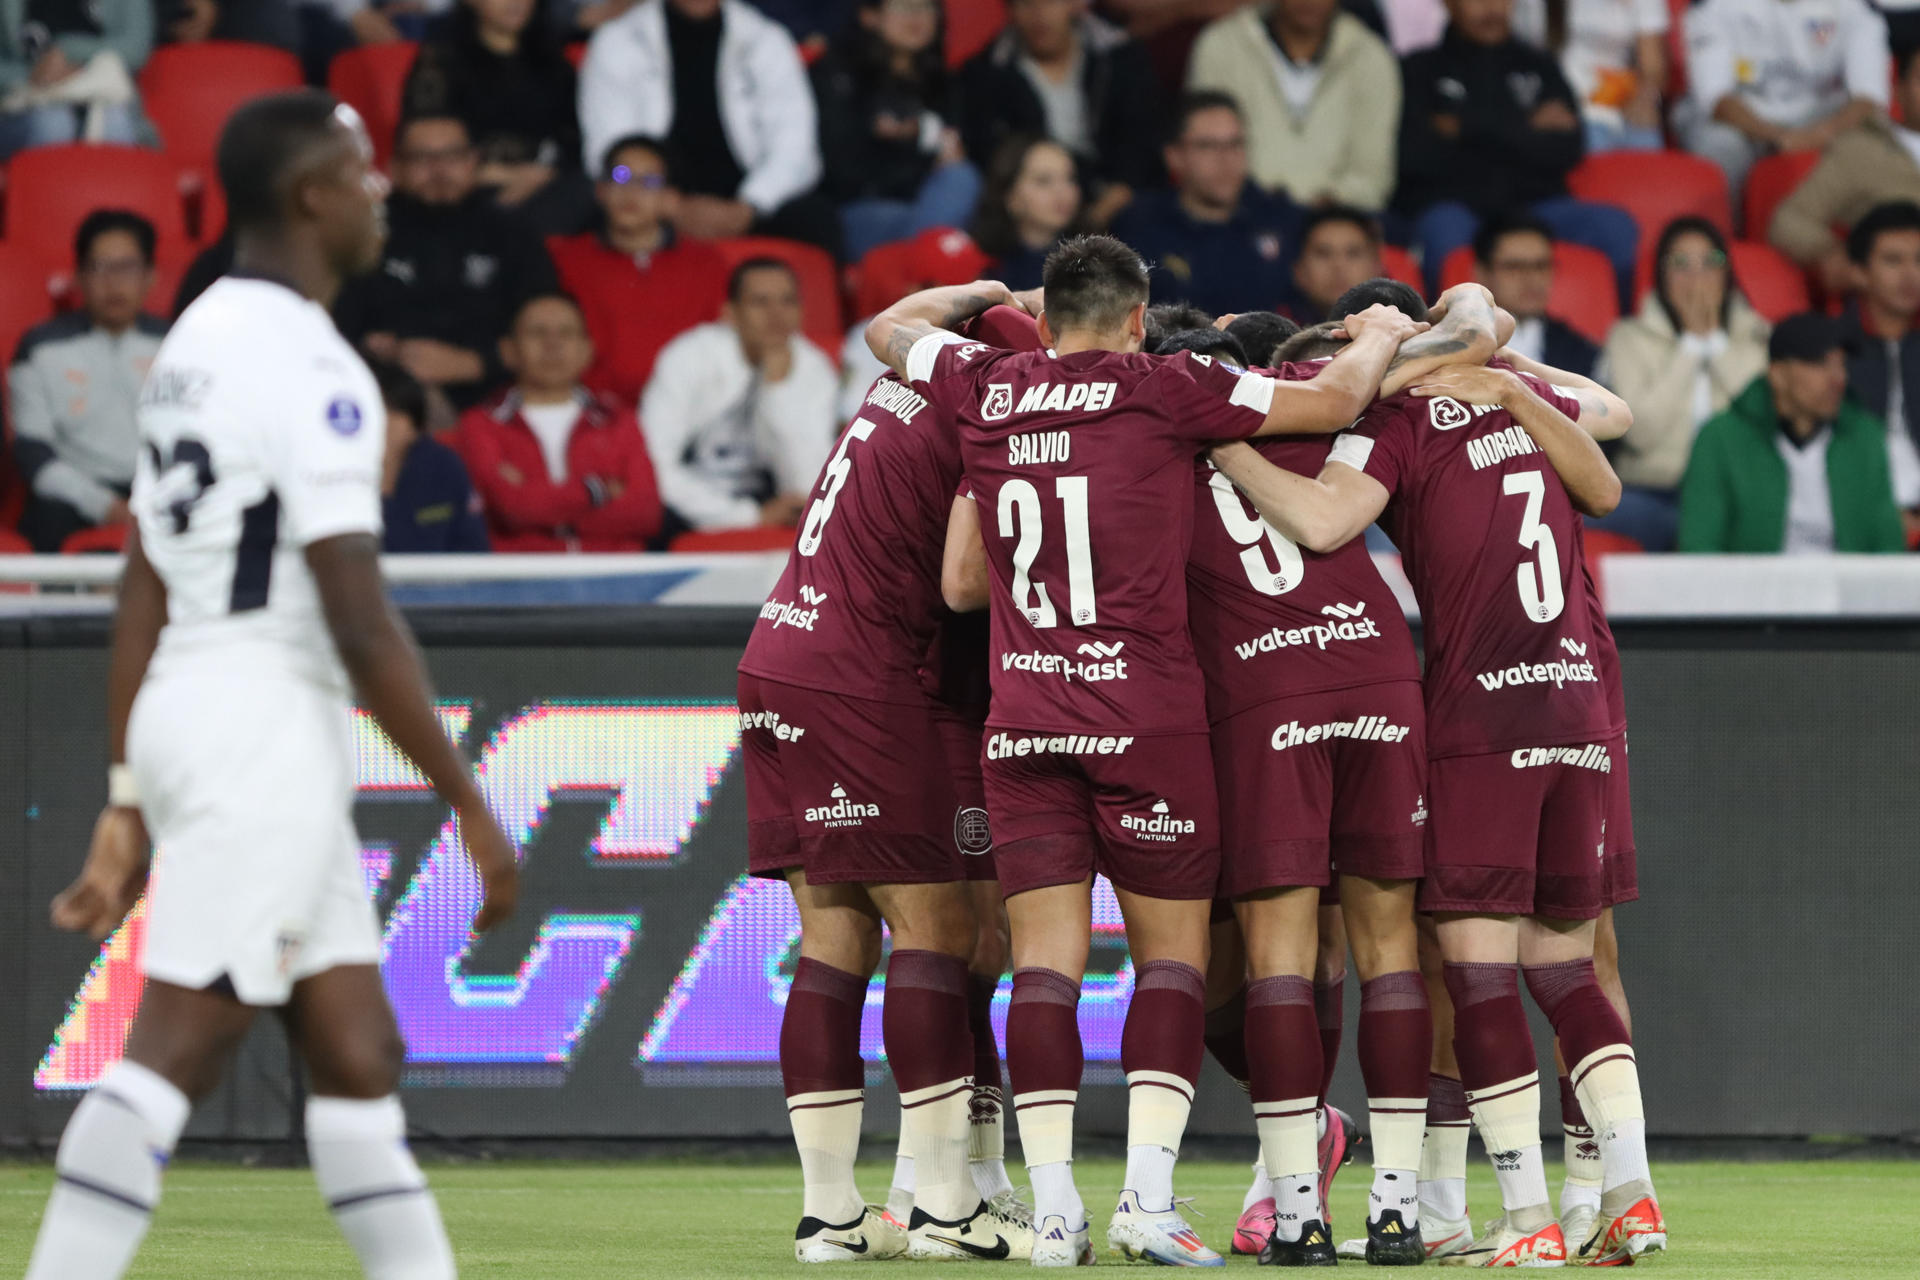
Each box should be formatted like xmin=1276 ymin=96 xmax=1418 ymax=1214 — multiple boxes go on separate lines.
xmin=908 ymin=331 xmax=1275 ymax=736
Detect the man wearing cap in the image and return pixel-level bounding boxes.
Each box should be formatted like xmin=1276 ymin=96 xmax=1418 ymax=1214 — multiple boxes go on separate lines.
xmin=1679 ymin=312 xmax=1906 ymax=552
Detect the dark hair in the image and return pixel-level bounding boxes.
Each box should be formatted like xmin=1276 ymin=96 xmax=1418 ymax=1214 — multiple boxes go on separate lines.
xmin=1167 ymin=89 xmax=1241 ymax=145
xmin=1473 ymin=210 xmax=1554 ymax=266
xmin=1274 ymin=321 xmax=1348 ymax=363
xmin=971 ymin=134 xmax=1081 ymax=259
xmin=1298 ymin=204 xmax=1381 ymax=251
xmin=1152 ymin=327 xmax=1249 ymax=363
xmin=727 ymin=256 xmax=798 ymax=302
xmin=217 ymin=89 xmax=348 ymax=235
xmin=599 ymin=133 xmax=673 ymax=184
xmin=394 ymin=111 xmax=471 ymax=154
xmin=1847 ymin=199 xmax=1920 ymax=265
xmin=1328 ymin=278 xmax=1429 ymax=324
xmin=365 ymin=353 xmax=426 ymax=427
xmin=1899 ymin=42 xmax=1920 ymax=82
xmin=76 ymin=209 xmax=156 ymax=268
xmin=845 ymin=0 xmax=949 ymax=107
xmin=1652 ymin=214 xmax=1736 ymax=333
xmin=1223 ymin=311 xmax=1299 ymax=367
xmin=1042 ymin=234 xmax=1150 ymax=333
xmin=1144 ymin=301 xmax=1215 ymax=351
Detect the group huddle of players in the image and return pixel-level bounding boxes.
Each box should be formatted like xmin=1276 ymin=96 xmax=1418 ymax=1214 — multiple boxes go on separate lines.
xmin=737 ymin=234 xmax=1667 ymax=1270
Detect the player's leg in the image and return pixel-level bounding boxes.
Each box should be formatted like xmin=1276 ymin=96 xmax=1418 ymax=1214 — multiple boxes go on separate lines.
xmin=1199 ymin=909 xmax=1274 ymax=1255
xmin=1232 ymin=886 xmax=1328 ymax=1263
xmin=963 ymin=877 xmax=1016 ymax=1204
xmin=285 ymin=963 xmax=454 ymax=1280
xmin=1415 ymin=912 xmax=1475 ymax=1257
xmin=1313 ymin=904 xmax=1347 ymax=1110
xmin=25 ymin=982 xmax=254 ymax=1280
xmin=1552 ymin=908 xmax=1629 ymax=1242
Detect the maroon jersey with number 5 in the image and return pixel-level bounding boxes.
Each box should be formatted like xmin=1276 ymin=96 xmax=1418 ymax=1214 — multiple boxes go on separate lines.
xmin=1328 ymin=379 xmax=1611 ymax=757
xmin=908 ymin=331 xmax=1275 ymax=735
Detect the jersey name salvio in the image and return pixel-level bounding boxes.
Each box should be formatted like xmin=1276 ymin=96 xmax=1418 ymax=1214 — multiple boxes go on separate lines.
xmin=1329 ymin=377 xmax=1610 ymax=757
xmin=910 ymin=331 xmax=1274 ymax=736
xmin=133 ymin=277 xmax=385 ymax=693
xmin=739 ymin=373 xmax=964 ymax=705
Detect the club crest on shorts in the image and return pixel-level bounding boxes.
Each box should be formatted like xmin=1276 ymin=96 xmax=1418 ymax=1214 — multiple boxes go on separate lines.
xmin=954 ymin=805 xmax=993 ymax=856
xmin=982 ymin=383 xmax=1013 ymax=422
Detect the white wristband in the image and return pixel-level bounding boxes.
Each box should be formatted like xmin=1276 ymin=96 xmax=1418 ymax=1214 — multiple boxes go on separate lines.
xmin=108 ymin=763 xmax=140 ymax=808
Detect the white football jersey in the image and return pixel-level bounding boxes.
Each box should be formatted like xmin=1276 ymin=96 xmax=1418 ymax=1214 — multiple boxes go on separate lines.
xmin=133 ymin=276 xmax=385 ymax=693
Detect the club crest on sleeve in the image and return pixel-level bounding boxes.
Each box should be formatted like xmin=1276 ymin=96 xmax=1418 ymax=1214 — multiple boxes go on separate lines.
xmin=326 ymin=396 xmax=365 ymax=437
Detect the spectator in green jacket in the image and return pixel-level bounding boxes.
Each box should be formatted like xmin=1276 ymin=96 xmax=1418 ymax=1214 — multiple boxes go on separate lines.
xmin=1679 ymin=313 xmax=1907 ymax=554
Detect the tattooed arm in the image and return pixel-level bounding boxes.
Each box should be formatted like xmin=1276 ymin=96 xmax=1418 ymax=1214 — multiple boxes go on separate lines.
xmin=865 ymin=281 xmax=1017 ymax=380
xmin=1494 ymin=347 xmax=1633 ymax=441
xmin=1411 ymin=365 xmax=1622 ymax=517
xmin=1376 ymin=284 xmax=1504 ymax=398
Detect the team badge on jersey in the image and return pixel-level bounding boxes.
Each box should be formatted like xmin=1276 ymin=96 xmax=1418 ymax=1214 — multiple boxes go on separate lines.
xmin=326 ymin=396 xmax=365 ymax=436
xmin=982 ymin=384 xmax=1013 ymax=421
xmin=1428 ymin=396 xmax=1472 ymax=430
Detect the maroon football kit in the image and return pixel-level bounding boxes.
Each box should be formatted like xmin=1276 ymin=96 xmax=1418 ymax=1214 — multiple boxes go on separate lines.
xmin=922 ymin=609 xmax=997 ymax=881
xmin=1187 ymin=427 xmax=1428 ymax=899
xmin=1329 ymin=378 xmax=1615 ymax=918
xmin=1582 ymin=559 xmax=1637 ymax=906
xmin=909 ymin=332 xmax=1275 ymax=899
xmin=737 ymin=372 xmax=973 ymax=885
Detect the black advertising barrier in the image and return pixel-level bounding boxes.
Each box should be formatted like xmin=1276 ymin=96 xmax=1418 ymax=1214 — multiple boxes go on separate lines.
xmin=3 ymin=609 xmax=1917 ymax=1146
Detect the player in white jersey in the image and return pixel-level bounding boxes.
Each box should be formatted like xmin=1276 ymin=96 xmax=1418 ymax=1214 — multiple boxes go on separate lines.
xmin=25 ymin=91 xmax=518 ymax=1280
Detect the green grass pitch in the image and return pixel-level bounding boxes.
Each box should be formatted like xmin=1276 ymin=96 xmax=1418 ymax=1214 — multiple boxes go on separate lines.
xmin=2 ymin=1156 xmax=1912 ymax=1275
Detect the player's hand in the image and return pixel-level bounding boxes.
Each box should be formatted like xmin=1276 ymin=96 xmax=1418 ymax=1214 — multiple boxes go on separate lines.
xmin=51 ymin=807 xmax=151 ymax=940
xmin=455 ymin=797 xmax=519 ymax=935
xmin=1410 ymin=363 xmax=1523 ymax=408
xmin=1339 ymin=303 xmax=1428 ymax=346
xmin=1010 ymin=287 xmax=1044 ymax=316
xmin=1431 ymin=282 xmax=1495 ymax=323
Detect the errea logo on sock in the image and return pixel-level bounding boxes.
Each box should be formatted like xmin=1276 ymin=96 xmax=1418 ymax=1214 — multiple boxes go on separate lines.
xmin=805 ymin=783 xmax=880 ymax=828
xmin=1121 ymin=799 xmax=1196 ymax=842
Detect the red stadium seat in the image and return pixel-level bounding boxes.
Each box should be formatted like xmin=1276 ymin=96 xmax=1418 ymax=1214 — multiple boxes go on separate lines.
xmin=1378 ymin=244 xmax=1423 ymax=291
xmin=196 ymin=176 xmax=226 ymax=244
xmin=850 ymin=227 xmax=989 ymax=320
xmin=1583 ymin=527 xmax=1643 ymax=587
xmin=1568 ymin=151 xmax=1733 ymax=250
xmin=669 ymin=527 xmax=796 ymax=552
xmin=328 ymin=41 xmax=419 ymax=170
xmin=1743 ymin=150 xmax=1820 ymax=240
xmin=1730 ymin=240 xmax=1813 ymax=322
xmin=140 ymin=42 xmax=303 ymax=187
xmin=0 ymin=242 xmax=59 ymax=365
xmin=0 ymin=528 xmax=29 ymax=553
xmin=947 ymin=0 xmax=1005 ymax=68
xmin=61 ymin=525 xmax=129 ymax=555
xmin=710 ymin=236 xmax=845 ymax=359
xmin=4 ymin=145 xmax=192 ymax=263
xmin=1437 ymin=242 xmax=1620 ymax=345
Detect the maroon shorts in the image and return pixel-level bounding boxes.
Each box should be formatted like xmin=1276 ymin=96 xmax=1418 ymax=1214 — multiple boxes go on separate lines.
xmin=983 ymin=728 xmax=1219 ymax=901
xmin=1212 ymin=682 xmax=1429 ymax=899
xmin=932 ymin=703 xmax=997 ymax=881
xmin=1602 ymin=730 xmax=1638 ymax=907
xmin=1420 ymin=742 xmax=1613 ymax=920
xmin=739 ymin=673 xmax=962 ymax=885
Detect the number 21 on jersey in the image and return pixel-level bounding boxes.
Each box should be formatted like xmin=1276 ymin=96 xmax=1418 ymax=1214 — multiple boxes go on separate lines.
xmin=998 ymin=476 xmax=1097 ymax=628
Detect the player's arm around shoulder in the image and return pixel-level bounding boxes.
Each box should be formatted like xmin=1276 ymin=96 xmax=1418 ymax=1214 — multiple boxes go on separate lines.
xmin=1412 ymin=365 xmax=1623 ymax=517
xmin=1208 ymin=440 xmax=1389 ymax=554
xmin=1254 ymin=304 xmax=1428 ymax=436
xmin=1377 ymin=284 xmax=1504 ymax=398
xmin=1496 ymin=347 xmax=1634 ymax=441
xmin=865 ymin=280 xmax=1018 ymax=382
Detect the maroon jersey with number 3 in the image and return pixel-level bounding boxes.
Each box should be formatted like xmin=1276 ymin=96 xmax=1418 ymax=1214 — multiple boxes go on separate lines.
xmin=909 ymin=332 xmax=1275 ymax=735
xmin=1328 ymin=378 xmax=1611 ymax=757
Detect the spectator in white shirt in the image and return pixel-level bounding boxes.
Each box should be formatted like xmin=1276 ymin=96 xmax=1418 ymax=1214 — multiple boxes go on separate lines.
xmin=1524 ymin=0 xmax=1671 ymax=152
xmin=641 ymin=257 xmax=837 ymax=534
xmin=1679 ymin=0 xmax=1890 ymax=193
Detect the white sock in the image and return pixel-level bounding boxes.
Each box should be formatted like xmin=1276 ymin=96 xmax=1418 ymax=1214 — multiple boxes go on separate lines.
xmin=786 ymin=1089 xmax=865 ymax=1226
xmin=970 ymin=1158 xmax=1013 ymax=1202
xmin=26 ymin=1061 xmax=190 ymax=1280
xmin=901 ymin=1081 xmax=976 ymax=1222
xmin=1598 ymin=1116 xmax=1652 ymax=1192
xmin=1418 ymin=1119 xmax=1470 ymax=1223
xmin=887 ymin=1137 xmax=915 ymax=1221
xmin=1122 ymin=1144 xmax=1177 ymax=1211
xmin=1560 ymin=1177 xmax=1602 ymax=1218
xmin=1488 ymin=1143 xmax=1550 ymax=1215
xmin=967 ymin=1083 xmax=1012 ymax=1200
xmin=1370 ymin=1168 xmax=1419 ymax=1228
xmin=1272 ymin=1169 xmax=1319 ymax=1242
xmin=306 ymin=1095 xmax=454 ymax=1280
xmin=1030 ymin=1160 xmax=1085 ymax=1228
xmin=1242 ymin=1156 xmax=1272 ymax=1213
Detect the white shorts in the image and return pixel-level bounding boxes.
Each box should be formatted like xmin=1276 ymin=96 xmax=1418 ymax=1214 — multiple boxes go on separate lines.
xmin=128 ymin=665 xmax=380 ymax=1006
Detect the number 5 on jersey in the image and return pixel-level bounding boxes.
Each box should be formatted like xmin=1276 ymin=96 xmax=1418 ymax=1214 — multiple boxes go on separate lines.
xmin=797 ymin=417 xmax=877 ymax=556
xmin=998 ymin=476 xmax=1097 ymax=628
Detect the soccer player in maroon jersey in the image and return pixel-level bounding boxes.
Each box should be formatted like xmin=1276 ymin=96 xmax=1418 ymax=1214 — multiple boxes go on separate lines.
xmin=737 ymin=303 xmax=1047 ymax=1262
xmin=863 ymin=236 xmax=1434 ymax=1267
xmin=1212 ymin=361 xmax=1666 ymax=1268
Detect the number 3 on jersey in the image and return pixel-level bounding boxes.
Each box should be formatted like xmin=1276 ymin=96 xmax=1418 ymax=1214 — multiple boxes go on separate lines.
xmin=1503 ymin=470 xmax=1564 ymax=623
xmin=997 ymin=476 xmax=1097 ymax=628
xmin=797 ymin=417 xmax=877 ymax=556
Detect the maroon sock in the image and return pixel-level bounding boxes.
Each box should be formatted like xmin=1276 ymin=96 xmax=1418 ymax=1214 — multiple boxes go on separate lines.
xmin=883 ymin=949 xmax=972 ymax=1096
xmin=1442 ymin=962 xmax=1536 ymax=1093
xmin=968 ymin=973 xmax=1004 ymax=1100
xmin=1246 ymin=974 xmax=1323 ymax=1109
xmin=1428 ymin=1072 xmax=1469 ymax=1124
xmin=1359 ymin=970 xmax=1432 ymax=1102
xmin=1007 ymin=967 xmax=1083 ymax=1100
xmin=1558 ymin=1074 xmax=1591 ymax=1133
xmin=1314 ymin=971 xmax=1345 ymax=1105
xmin=781 ymin=957 xmax=867 ymax=1098
xmin=1523 ymin=959 xmax=1630 ymax=1072
xmin=1121 ymin=959 xmax=1206 ymax=1091
xmin=1202 ymin=984 xmax=1251 ymax=1091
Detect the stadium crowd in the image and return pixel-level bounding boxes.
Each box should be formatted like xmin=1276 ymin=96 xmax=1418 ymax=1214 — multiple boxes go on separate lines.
xmin=2 ymin=0 xmax=1920 ymax=556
